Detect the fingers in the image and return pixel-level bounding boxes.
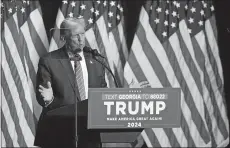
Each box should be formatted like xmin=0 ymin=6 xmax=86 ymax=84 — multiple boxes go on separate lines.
xmin=128 ymin=79 xmax=135 ymax=86
xmin=39 ymin=85 xmax=45 ymax=90
xmin=141 ymin=84 xmax=151 ymax=88
xmin=38 ymin=88 xmax=43 ymax=93
xmin=139 ymin=81 xmax=151 ymax=88
xmin=47 ymin=81 xmax=51 ymax=88
xmin=139 ymin=81 xmax=149 ymax=85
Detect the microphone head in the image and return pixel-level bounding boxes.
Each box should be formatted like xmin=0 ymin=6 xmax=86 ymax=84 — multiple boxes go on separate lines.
xmin=92 ymin=49 xmax=99 ymax=55
xmin=83 ymin=46 xmax=104 ymax=58
xmin=83 ymin=46 xmax=92 ymax=53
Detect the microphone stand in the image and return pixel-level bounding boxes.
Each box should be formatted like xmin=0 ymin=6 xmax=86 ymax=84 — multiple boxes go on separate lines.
xmin=93 ymin=56 xmax=119 ymax=88
xmin=73 ymin=59 xmax=79 ymax=147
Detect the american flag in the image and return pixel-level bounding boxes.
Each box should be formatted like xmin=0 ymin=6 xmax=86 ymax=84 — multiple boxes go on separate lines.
xmin=124 ymin=0 xmax=229 ymax=147
xmin=49 ymin=0 xmax=128 ymax=88
xmin=1 ymin=0 xmax=49 ymax=147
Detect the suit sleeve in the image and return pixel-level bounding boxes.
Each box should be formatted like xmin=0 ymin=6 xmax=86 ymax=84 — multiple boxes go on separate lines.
xmin=36 ymin=57 xmax=60 ymax=109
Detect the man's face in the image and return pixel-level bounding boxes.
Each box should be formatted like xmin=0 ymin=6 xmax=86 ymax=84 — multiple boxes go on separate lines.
xmin=65 ymin=24 xmax=85 ymax=52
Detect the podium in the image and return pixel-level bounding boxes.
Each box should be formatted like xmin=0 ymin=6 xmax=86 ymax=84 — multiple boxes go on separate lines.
xmin=77 ymin=99 xmax=143 ymax=143
xmin=45 ymin=88 xmax=181 ymax=147
xmin=46 ymin=100 xmax=143 ymax=147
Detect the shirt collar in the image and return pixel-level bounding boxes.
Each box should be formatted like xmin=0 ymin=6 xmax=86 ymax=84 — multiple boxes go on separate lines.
xmin=67 ymin=50 xmax=84 ymax=58
xmin=66 ymin=46 xmax=84 ymax=58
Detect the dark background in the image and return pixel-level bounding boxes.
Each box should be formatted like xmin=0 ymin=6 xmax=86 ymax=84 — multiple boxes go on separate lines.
xmin=38 ymin=0 xmax=230 ymax=123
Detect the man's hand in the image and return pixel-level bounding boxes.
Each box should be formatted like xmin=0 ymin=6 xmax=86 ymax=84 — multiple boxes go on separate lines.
xmin=129 ymin=80 xmax=151 ymax=88
xmin=38 ymin=81 xmax=53 ymax=102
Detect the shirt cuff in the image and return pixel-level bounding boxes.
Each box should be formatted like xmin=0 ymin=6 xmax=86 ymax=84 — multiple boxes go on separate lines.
xmin=44 ymin=96 xmax=54 ymax=107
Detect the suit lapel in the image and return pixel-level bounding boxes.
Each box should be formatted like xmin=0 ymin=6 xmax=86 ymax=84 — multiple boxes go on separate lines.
xmin=58 ymin=48 xmax=76 ymax=93
xmin=84 ymin=51 xmax=98 ymax=87
xmin=84 ymin=52 xmax=92 ymax=73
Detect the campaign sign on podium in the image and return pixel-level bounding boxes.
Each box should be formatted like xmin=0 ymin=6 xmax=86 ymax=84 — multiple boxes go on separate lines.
xmin=88 ymin=88 xmax=181 ymax=129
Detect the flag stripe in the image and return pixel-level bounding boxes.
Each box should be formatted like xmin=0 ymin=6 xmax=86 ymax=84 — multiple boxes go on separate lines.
xmin=20 ymin=31 xmax=36 ymax=87
xmin=178 ymin=21 xmax=216 ymax=145
xmin=135 ymin=21 xmax=183 ymax=147
xmin=138 ymin=7 xmax=208 ymax=146
xmin=112 ymin=63 xmax=123 ymax=87
xmin=117 ymin=19 xmax=129 ymax=61
xmin=1 ymin=1 xmax=49 ymax=146
xmin=131 ymin=35 xmax=162 ymax=87
xmin=163 ymin=128 xmax=181 ymax=147
xmin=143 ymin=128 xmax=160 ymax=147
xmin=12 ymin=12 xmax=19 ymax=33
xmin=1 ymin=65 xmax=30 ymax=146
xmin=195 ymin=30 xmax=228 ymax=128
xmin=49 ymin=8 xmax=65 ymax=52
xmin=49 ymin=25 xmax=60 ymax=52
xmin=126 ymin=1 xmax=229 ymax=147
xmin=204 ymin=103 xmax=217 ymax=147
xmin=203 ymin=65 xmax=227 ymax=140
xmin=51 ymin=24 xmax=62 ymax=48
xmin=179 ymin=113 xmax=195 ymax=147
xmin=205 ymin=32 xmax=225 ymax=103
xmin=49 ymin=38 xmax=58 ymax=52
xmin=96 ymin=16 xmax=113 ymax=69
xmin=85 ymin=28 xmax=100 ymax=50
xmin=111 ymin=26 xmax=126 ymax=68
xmin=163 ymin=39 xmax=205 ymax=146
xmin=20 ymin=23 xmax=42 ymax=121
xmin=21 ymin=22 xmax=39 ymax=73
xmin=130 ymin=35 xmax=174 ymax=147
xmin=3 ymin=25 xmax=35 ymax=121
xmin=123 ymin=62 xmax=139 ymax=86
xmin=2 ymin=34 xmax=35 ymax=144
xmin=6 ymin=14 xmax=27 ymax=72
xmin=179 ymin=17 xmax=223 ymax=146
xmin=27 ymin=17 xmax=47 ymax=56
xmin=94 ymin=21 xmax=115 ymax=88
xmin=136 ymin=22 xmax=171 ymax=87
xmin=1 ymin=131 xmax=7 ymax=147
xmin=1 ymin=39 xmax=27 ymax=147
xmin=24 ymin=56 xmax=41 ymax=120
xmin=1 ymin=89 xmax=20 ymax=147
xmin=194 ymin=35 xmax=229 ymax=138
xmin=191 ymin=35 xmax=224 ymax=145
xmin=177 ymin=31 xmax=203 ymax=94
xmin=206 ymin=41 xmax=224 ymax=99
xmin=205 ymin=20 xmax=224 ymax=83
xmin=108 ymin=33 xmax=123 ymax=87
xmin=29 ymin=8 xmax=49 ymax=51
xmin=1 ymin=111 xmax=14 ymax=147
xmin=178 ymin=20 xmax=219 ymax=146
xmin=169 ymin=33 xmax=210 ymax=145
xmin=208 ymin=16 xmax=217 ymax=42
xmin=56 ymin=8 xmax=65 ymax=27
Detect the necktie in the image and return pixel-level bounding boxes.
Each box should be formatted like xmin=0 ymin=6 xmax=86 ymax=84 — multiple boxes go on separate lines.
xmin=75 ymin=55 xmax=86 ymax=101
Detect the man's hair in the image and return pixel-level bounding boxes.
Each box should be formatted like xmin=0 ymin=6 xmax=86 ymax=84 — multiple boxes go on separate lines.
xmin=60 ymin=17 xmax=85 ymax=38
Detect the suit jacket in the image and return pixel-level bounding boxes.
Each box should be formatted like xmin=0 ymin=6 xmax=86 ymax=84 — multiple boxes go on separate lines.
xmin=34 ymin=46 xmax=107 ymax=147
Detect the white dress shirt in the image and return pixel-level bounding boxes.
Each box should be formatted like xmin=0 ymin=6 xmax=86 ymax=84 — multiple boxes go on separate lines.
xmin=68 ymin=51 xmax=88 ymax=100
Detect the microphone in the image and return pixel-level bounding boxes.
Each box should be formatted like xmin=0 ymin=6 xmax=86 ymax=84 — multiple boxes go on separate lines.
xmin=83 ymin=46 xmax=119 ymax=87
xmin=83 ymin=47 xmax=105 ymax=58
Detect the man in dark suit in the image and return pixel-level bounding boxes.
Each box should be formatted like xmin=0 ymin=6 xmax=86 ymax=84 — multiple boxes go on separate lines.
xmin=34 ymin=17 xmax=107 ymax=148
